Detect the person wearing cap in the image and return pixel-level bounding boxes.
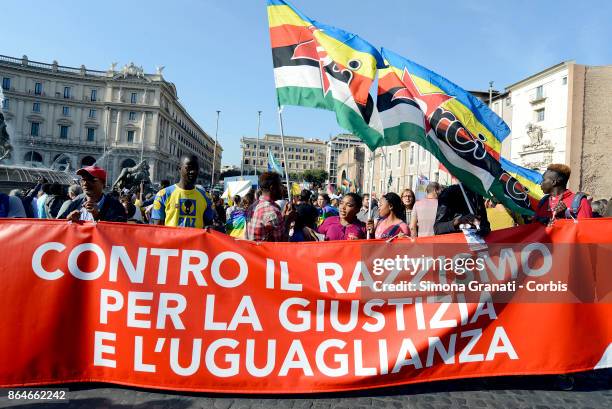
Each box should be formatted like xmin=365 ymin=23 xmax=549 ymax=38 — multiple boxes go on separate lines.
xmin=58 ymin=165 xmax=127 ymax=223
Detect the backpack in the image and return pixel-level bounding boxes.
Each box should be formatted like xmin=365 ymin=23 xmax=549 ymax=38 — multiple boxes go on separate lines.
xmin=536 ymin=191 xmax=587 ymax=222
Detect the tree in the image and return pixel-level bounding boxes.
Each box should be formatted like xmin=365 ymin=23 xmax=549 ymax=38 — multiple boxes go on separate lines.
xmin=288 ymin=172 xmax=301 ymax=181
xmin=303 ymin=169 xmax=328 ymax=186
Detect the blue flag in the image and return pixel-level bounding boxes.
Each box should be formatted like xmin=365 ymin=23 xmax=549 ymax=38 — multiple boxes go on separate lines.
xmin=267 ymin=149 xmax=284 ymax=174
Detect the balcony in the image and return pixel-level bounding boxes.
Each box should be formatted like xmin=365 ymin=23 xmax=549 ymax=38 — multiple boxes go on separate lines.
xmin=529 ymin=93 xmax=546 ymax=104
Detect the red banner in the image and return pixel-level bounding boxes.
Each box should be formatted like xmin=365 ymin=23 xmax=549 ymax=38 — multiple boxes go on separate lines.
xmin=0 ymin=219 xmax=610 ymax=393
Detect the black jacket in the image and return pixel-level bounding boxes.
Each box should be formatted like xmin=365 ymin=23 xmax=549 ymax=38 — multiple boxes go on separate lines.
xmin=434 ymin=185 xmax=490 ymax=235
xmin=58 ymin=193 xmax=127 ymax=223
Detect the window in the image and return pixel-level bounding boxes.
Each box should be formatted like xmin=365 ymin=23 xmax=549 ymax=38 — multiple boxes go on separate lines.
xmin=535 ymin=85 xmax=543 ymax=99
xmin=89 ymin=109 xmax=96 ymax=119
xmin=34 ymin=82 xmax=42 ymax=95
xmin=1 ymin=98 xmax=8 ymax=110
xmin=409 ymin=145 xmax=415 ymax=165
xmin=1 ymin=77 xmax=10 ymax=90
xmin=62 ymin=106 xmax=70 ymax=116
xmin=131 ymin=93 xmax=137 ymax=104
xmin=310 ymin=149 xmax=314 ymax=153
xmin=388 ymin=152 xmax=392 ymax=168
xmin=562 ymin=76 xmax=567 ymax=85
xmin=63 ymin=86 xmax=71 ymax=99
xmin=244 ymin=159 xmax=249 ymax=165
xmin=59 ymin=125 xmax=69 ymax=139
xmin=90 ymin=89 xmax=97 ymax=101
xmin=86 ymin=128 xmax=95 ymax=142
xmin=127 ymin=130 xmax=135 ymax=143
xmin=397 ymin=149 xmax=401 ymax=167
xmin=31 ymin=122 xmax=40 ymax=136
xmin=535 ymin=108 xmax=545 ymax=122
xmin=32 ymin=102 xmax=40 ymax=112
xmin=129 ymin=111 xmax=136 ymax=121
xmin=505 ymin=97 xmax=511 ymax=106
xmin=421 ymin=146 xmax=427 ymax=161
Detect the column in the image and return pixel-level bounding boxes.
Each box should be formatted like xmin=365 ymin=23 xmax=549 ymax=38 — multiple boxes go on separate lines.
xmin=74 ymin=105 xmax=83 ymax=144
xmin=115 ymin=110 xmax=122 ymax=143
xmin=140 ymin=111 xmax=147 ymax=163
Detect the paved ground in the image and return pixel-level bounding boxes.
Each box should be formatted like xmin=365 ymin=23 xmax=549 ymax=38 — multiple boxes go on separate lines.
xmin=1 ymin=370 xmax=610 ymax=409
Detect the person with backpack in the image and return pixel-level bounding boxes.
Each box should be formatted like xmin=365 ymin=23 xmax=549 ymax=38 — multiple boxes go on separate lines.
xmin=534 ymin=164 xmax=592 ymax=225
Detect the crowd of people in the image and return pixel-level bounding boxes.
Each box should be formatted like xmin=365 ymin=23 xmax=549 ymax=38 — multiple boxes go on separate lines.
xmin=1 ymin=155 xmax=610 ymax=242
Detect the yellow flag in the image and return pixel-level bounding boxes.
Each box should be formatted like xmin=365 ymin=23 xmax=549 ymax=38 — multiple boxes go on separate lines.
xmin=291 ymin=182 xmax=301 ymax=196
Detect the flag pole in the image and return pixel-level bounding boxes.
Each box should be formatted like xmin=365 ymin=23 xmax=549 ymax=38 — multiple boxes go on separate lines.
xmin=458 ymin=182 xmax=475 ymax=215
xmin=277 ymin=106 xmax=292 ymax=202
xmin=255 ymin=110 xmax=262 ymax=177
xmin=366 ymin=148 xmax=375 ymax=239
xmin=211 ymin=110 xmax=220 ymax=188
xmin=240 ymin=139 xmax=244 ymax=177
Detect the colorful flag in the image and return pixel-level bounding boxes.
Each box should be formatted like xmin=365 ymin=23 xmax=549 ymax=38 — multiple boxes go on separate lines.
xmin=291 ymin=182 xmax=301 ymax=196
xmin=267 ymin=0 xmax=385 ymax=149
xmin=225 ymin=208 xmax=246 ymax=239
xmin=500 ymin=158 xmax=544 ymax=210
xmin=377 ymin=48 xmax=540 ymax=215
xmin=267 ymin=148 xmax=284 ymax=174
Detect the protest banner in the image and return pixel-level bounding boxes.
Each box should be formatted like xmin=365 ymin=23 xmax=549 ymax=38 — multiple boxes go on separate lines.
xmin=0 ymin=219 xmax=610 ymax=393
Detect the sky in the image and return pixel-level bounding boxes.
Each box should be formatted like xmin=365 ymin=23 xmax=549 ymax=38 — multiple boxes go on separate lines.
xmin=3 ymin=0 xmax=611 ymax=166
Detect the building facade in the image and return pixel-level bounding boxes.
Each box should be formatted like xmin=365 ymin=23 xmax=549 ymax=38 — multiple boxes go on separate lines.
xmin=491 ymin=61 xmax=612 ymax=198
xmin=240 ymin=134 xmax=326 ymax=175
xmin=363 ymin=143 xmax=452 ymax=196
xmin=325 ymin=133 xmax=364 ymax=188
xmin=335 ymin=145 xmax=365 ymax=192
xmin=0 ymin=54 xmax=222 ymax=186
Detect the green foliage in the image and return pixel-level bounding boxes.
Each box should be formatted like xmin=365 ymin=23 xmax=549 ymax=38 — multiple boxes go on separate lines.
xmin=302 ymin=169 xmax=328 ymax=185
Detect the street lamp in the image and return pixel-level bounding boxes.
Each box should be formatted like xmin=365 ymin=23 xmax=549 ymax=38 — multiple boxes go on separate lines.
xmin=211 ymin=110 xmax=220 ymax=188
xmin=255 ymin=110 xmax=261 ymax=177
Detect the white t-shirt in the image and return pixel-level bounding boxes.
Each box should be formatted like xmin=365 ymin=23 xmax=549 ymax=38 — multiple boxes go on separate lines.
xmin=412 ymin=198 xmax=438 ymax=237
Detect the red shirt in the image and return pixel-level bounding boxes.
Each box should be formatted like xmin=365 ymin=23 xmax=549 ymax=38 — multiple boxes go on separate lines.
xmin=535 ymin=189 xmax=593 ymax=220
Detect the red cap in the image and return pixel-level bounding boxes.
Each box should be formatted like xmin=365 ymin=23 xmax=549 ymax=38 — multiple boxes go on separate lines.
xmin=77 ymin=166 xmax=107 ymax=183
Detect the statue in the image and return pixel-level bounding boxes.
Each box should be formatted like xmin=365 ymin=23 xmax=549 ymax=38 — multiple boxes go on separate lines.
xmin=156 ymin=65 xmax=165 ymax=76
xmin=109 ymin=62 xmax=118 ymax=72
xmin=526 ymin=123 xmax=544 ymax=146
xmin=0 ymin=112 xmax=13 ymax=162
xmin=121 ymin=62 xmax=145 ymax=79
xmin=112 ymin=160 xmax=151 ymax=192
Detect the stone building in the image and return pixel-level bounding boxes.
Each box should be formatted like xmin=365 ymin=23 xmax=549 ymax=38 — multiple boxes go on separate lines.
xmin=335 ymin=145 xmax=365 ymax=192
xmin=240 ymin=134 xmax=326 ymax=175
xmin=325 ymin=133 xmax=363 ymax=189
xmin=0 ymin=54 xmax=222 ymax=186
